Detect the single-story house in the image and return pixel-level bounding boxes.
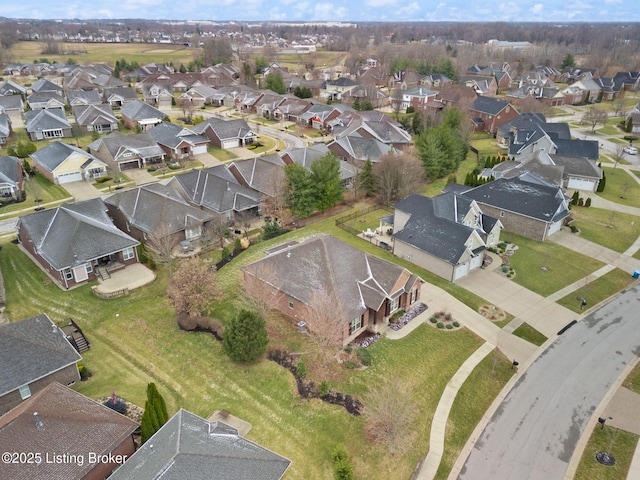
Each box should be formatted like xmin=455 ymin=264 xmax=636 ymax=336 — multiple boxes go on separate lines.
xmin=228 ymin=154 xmax=287 ymax=198
xmin=104 ymin=183 xmax=216 ymax=246
xmin=0 ymin=314 xmax=81 ymax=415
xmin=0 ymin=79 xmax=27 ymax=97
xmin=27 ymin=91 xmax=65 ymax=111
xmin=141 ymin=83 xmax=173 ymax=108
xmin=0 ymin=382 xmax=138 ymax=480
xmin=17 ymin=198 xmax=140 ymax=289
xmin=103 ymin=86 xmax=138 ymax=109
xmin=281 ymin=144 xmax=359 ymax=188
xmin=393 ymin=193 xmax=502 ymax=282
xmin=120 ymin=99 xmax=165 ymax=131
xmin=30 ymin=78 xmax=63 ymax=95
xmin=66 ymin=89 xmax=103 ymax=107
xmin=0 ymin=114 xmax=12 ymax=147
xmin=148 ymin=122 xmax=210 ymax=161
xmin=178 ymin=85 xmax=220 ymax=107
xmin=72 ymin=104 xmax=119 ymax=134
xmin=0 ymin=95 xmax=24 ymax=117
xmin=0 ymin=155 xmax=23 ymax=200
xmin=29 ymin=141 xmax=107 ymax=184
xmin=88 ymin=131 xmax=165 ymax=172
xmin=328 ymin=134 xmax=399 ymax=168
xmin=243 ymin=234 xmax=423 ymax=346
xmin=457 ymin=172 xmax=571 ymax=241
xmin=191 ymin=117 xmax=257 ymax=149
xmin=109 ymin=409 xmax=290 ymax=480
xmin=24 ymin=108 xmax=72 ymax=141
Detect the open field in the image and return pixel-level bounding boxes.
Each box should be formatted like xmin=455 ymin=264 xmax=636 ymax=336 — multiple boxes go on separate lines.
xmin=7 ymin=41 xmax=199 ymax=68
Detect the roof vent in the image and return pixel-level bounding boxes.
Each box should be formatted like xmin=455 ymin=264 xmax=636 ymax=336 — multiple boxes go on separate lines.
xmin=34 ymin=412 xmax=44 ymax=430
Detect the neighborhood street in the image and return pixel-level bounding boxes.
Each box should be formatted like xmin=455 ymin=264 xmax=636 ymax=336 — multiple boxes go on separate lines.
xmin=457 ymin=284 xmax=640 ymax=480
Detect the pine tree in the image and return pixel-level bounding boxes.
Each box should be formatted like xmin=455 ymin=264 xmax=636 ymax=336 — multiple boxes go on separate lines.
xmin=222 ymin=310 xmax=268 ymax=364
xmin=571 ymin=190 xmax=580 ymax=205
xmin=358 ymin=159 xmax=375 ymax=197
xmin=140 ymin=383 xmax=169 ymax=444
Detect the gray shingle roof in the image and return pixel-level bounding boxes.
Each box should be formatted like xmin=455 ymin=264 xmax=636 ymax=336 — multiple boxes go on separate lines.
xmin=0 ymin=156 xmax=20 ymax=185
xmin=120 ymin=99 xmax=164 ymax=122
xmin=0 ymin=314 xmax=81 ymax=397
xmin=469 ymin=96 xmax=510 ymax=115
xmin=192 ymin=117 xmax=255 ymax=142
xmin=104 ymin=183 xmax=215 ymax=235
xmin=0 ymin=95 xmax=24 ymax=111
xmin=89 ymin=131 xmax=164 ymax=161
xmin=29 ymin=141 xmax=95 ymax=173
xmin=0 ymin=115 xmax=11 ymax=138
xmin=30 ymin=78 xmax=62 ymax=93
xmin=17 ymin=198 xmax=139 ymax=271
xmin=0 ymin=382 xmax=138 ymax=480
xmin=229 ymin=154 xmax=286 ymax=196
xmin=72 ymin=104 xmax=117 ymax=126
xmin=66 ymin=89 xmax=102 ymax=105
xmin=24 ymin=108 xmax=71 ymax=133
xmin=148 ymin=122 xmax=209 ymax=149
xmin=328 ymin=134 xmax=397 ymax=162
xmin=109 ymin=409 xmax=290 ymax=480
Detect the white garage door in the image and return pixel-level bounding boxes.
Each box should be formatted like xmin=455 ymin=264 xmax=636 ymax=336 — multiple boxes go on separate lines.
xmin=192 ymin=144 xmax=208 ymax=155
xmin=56 ymin=172 xmax=83 ymax=184
xmin=453 ymin=262 xmax=469 ymax=281
xmin=221 ymin=139 xmax=238 ymax=149
xmin=548 ymin=220 xmax=563 ymax=236
xmin=567 ymin=178 xmax=596 ymax=191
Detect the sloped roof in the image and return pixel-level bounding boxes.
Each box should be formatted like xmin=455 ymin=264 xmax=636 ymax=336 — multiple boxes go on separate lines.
xmin=170 ymin=165 xmax=261 ymax=214
xmin=461 ymin=173 xmax=569 ymax=223
xmin=89 ymin=131 xmax=164 ymax=160
xmin=0 ymin=382 xmax=137 ymax=480
xmin=0 ymin=115 xmax=11 ymax=138
xmin=0 ymin=156 xmax=20 ymax=185
xmin=229 ymin=154 xmax=286 ymax=196
xmin=109 ymin=409 xmax=290 ymax=480
xmin=104 ymin=183 xmax=215 ymax=236
xmin=0 ymin=79 xmax=27 ymax=95
xmin=17 ymin=198 xmax=139 ymax=271
xmin=72 ymin=104 xmax=117 ymax=126
xmin=29 ymin=141 xmax=98 ymax=173
xmin=0 ymin=314 xmax=81 ymax=397
xmin=148 ymin=122 xmax=209 ymax=149
xmin=66 ymin=89 xmax=102 ymax=105
xmin=24 ymin=108 xmax=71 ymax=133
xmin=27 ymin=91 xmax=64 ymax=105
xmin=328 ymin=134 xmax=398 ymax=162
xmin=192 ymin=117 xmax=255 ymax=142
xmin=244 ymin=235 xmax=420 ymax=320
xmin=469 ymin=96 xmax=511 ymax=115
xmin=103 ymin=86 xmax=138 ymax=100
xmin=120 ymin=99 xmax=165 ymax=122
xmin=0 ymin=95 xmax=24 ymax=111
xmin=30 ymin=78 xmax=62 ymax=93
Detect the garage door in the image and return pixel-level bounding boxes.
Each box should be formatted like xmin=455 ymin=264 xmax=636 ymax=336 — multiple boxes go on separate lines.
xmin=567 ymin=178 xmax=596 ymax=191
xmin=221 ymin=139 xmax=237 ymax=149
xmin=56 ymin=172 xmax=83 ymax=184
xmin=119 ymin=159 xmax=141 ymax=171
xmin=192 ymin=145 xmax=208 ymax=155
xmin=453 ymin=262 xmax=469 ymax=281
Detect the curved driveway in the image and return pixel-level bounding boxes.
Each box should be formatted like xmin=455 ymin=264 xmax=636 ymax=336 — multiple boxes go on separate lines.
xmin=458 ymin=285 xmax=640 ymax=480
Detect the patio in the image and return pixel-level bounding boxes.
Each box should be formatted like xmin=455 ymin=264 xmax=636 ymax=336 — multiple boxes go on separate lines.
xmin=92 ymin=263 xmax=156 ymax=297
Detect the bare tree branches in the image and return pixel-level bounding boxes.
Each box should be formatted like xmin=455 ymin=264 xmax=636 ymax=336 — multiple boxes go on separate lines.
xmin=373 ymin=150 xmax=425 ymax=205
xmin=167 ymin=257 xmax=222 ymax=318
xmin=146 ymin=223 xmax=178 ymax=272
xmin=581 ymin=108 xmax=608 ymax=133
xmin=304 ymin=289 xmax=348 ymax=365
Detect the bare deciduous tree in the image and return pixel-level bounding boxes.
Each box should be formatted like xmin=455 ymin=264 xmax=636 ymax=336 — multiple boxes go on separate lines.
xmin=167 ymin=257 xmax=222 ymax=318
xmin=373 ymin=149 xmax=425 ymax=205
xmin=235 ymin=210 xmax=254 ymax=238
xmin=146 ymin=223 xmax=178 ymax=273
xmin=614 ymin=144 xmax=627 ymax=170
xmin=581 ymin=107 xmax=608 ymax=133
xmin=304 ymin=289 xmax=348 ymax=366
xmin=363 ymin=377 xmax=418 ymax=454
xmin=202 ymin=216 xmax=230 ymax=249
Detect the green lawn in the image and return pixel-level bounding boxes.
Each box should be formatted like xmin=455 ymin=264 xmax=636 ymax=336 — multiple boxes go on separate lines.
xmin=574 ymin=427 xmax=639 ymax=480
xmin=511 ymin=323 xmax=548 ymax=346
xmin=208 ymin=146 xmax=239 ymax=161
xmin=597 ymin=167 xmax=640 ymax=208
xmin=505 ymin=233 xmax=605 ymax=296
xmin=556 ymin=268 xmax=636 ymax=313
xmin=0 ymin=212 xmax=510 ymax=479
xmin=0 ymin=173 xmax=71 ymax=217
xmin=622 ymin=362 xmax=640 ymax=393
xmin=570 ymin=207 xmax=640 ymax=253
xmin=250 ymin=135 xmax=277 ymax=155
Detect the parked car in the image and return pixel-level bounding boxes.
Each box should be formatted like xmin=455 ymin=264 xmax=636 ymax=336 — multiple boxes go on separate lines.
xmin=623 ymin=146 xmax=637 ymax=155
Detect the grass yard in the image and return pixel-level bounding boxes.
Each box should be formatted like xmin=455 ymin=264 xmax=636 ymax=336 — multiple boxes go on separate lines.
xmin=555 ymin=268 xmax=637 ymax=313
xmin=570 ymin=207 xmax=640 ymax=253
xmin=250 ymin=135 xmax=277 ymax=155
xmin=339 ymin=207 xmax=393 ymax=233
xmin=504 ymin=233 xmax=605 ymax=296
xmin=433 ymin=349 xmax=515 ymax=480
xmin=597 ymin=167 xmax=640 ymax=208
xmin=511 ymin=323 xmax=548 ymax=346
xmin=0 ymin=210 xmax=509 ymax=480
xmin=622 ymin=362 xmax=640 ymax=394
xmin=9 ymin=41 xmax=198 ymax=68
xmin=574 ymin=427 xmax=639 ymax=480
xmin=422 ymin=153 xmax=478 ymax=198
xmin=208 ymin=146 xmax=238 ymax=161
xmin=0 ymin=173 xmax=71 ymax=216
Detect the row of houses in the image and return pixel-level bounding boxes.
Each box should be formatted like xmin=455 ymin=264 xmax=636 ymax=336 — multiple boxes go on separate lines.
xmin=0 ymin=314 xmax=291 ymax=480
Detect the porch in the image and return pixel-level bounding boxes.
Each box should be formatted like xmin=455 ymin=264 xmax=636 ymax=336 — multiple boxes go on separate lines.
xmin=92 ymin=263 xmax=156 ymax=297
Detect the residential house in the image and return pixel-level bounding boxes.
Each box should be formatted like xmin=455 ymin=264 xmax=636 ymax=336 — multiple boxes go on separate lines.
xmin=72 ymin=104 xmax=119 ymax=134
xmin=356 ymin=65 xmax=388 ymax=88
xmin=613 ymin=71 xmax=640 ymax=92
xmin=330 ymin=110 xmax=413 ymax=149
xmin=456 ymin=172 xmax=571 ymax=241
xmin=340 ymin=84 xmax=389 ymax=109
xmin=24 ymin=108 xmax=72 ymax=141
xmin=321 ymin=77 xmax=358 ymax=101
xmin=436 ymin=84 xmax=478 ymax=110
xmin=393 ymin=193 xmax=502 ymax=282
xmin=120 ymin=99 xmax=165 ymax=131
xmin=0 ymin=114 xmax=12 ymax=148
xmin=508 ymin=125 xmax=598 ymax=162
xmin=236 ymin=89 xmax=265 ymax=114
xmin=0 ymin=382 xmax=137 ymax=479
xmin=273 ymin=97 xmax=314 ymax=122
xmin=26 ymin=91 xmax=65 ymax=111
xmin=496 ymin=112 xmax=570 ymax=149
xmin=459 ymin=75 xmax=498 ymax=97
xmin=419 ymin=73 xmax=453 ymax=90
xmin=0 ymin=80 xmax=27 ymax=97
xmin=0 ymin=156 xmax=23 ymax=200
xmin=559 ymin=67 xmax=599 ymax=84
xmin=594 ymin=77 xmax=623 ymax=101
xmin=30 ymin=141 xmax=107 ymax=184
xmin=328 ymin=134 xmax=399 ymax=168
xmin=626 ymin=105 xmax=640 ymax=134
xmin=568 ymin=73 xmax=601 ymax=103
xmin=388 ymin=69 xmax=423 ymax=90
xmin=255 ymin=92 xmax=287 ymax=119
xmin=89 ymin=131 xmax=165 ymax=172
xmin=466 ymin=64 xmax=512 ymax=90
xmin=141 ymin=83 xmax=174 ymax=108
xmin=287 ymin=77 xmax=325 ymax=97
xmin=167 ymin=165 xmax=262 ymax=223
xmin=243 ymin=235 xmax=423 ymax=345
xmin=191 ymin=117 xmax=256 ymax=149
xmin=66 ymin=89 xmax=103 ymax=107
xmin=178 ymin=85 xmax=220 ymax=107
xmin=228 ymin=154 xmax=287 ymax=198
xmin=298 ymin=103 xmax=352 ymax=130
xmin=468 ymin=96 xmax=519 ymax=135
xmin=393 ymin=86 xmax=437 ymax=112
xmin=109 ymin=409 xmax=290 ymax=480
xmin=148 ymin=122 xmax=210 ymax=161
xmin=30 ymin=78 xmax=63 ymax=95
xmin=0 ymin=314 xmax=81 ymax=415
xmin=126 ymin=62 xmax=174 ymax=81
xmin=17 ymin=198 xmax=140 ymax=289
xmin=0 ymin=95 xmax=25 ymax=120
xmin=281 ymin=144 xmax=359 ymax=187
xmin=103 ymin=86 xmax=138 ymax=109
xmin=105 ymin=183 xmax=216 ymax=246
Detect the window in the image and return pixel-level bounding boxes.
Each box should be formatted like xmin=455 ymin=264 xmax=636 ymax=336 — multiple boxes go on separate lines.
xmin=349 ymin=315 xmax=362 ymax=335
xmin=19 ymin=385 xmax=31 ymax=400
xmin=186 ymin=226 xmax=201 ymax=240
xmin=85 ymin=263 xmax=93 ymax=274
xmin=389 ymin=297 xmax=399 ymax=313
xmin=410 ymin=289 xmax=417 ymax=304
xmin=122 ymin=247 xmax=135 ymax=261
xmin=63 ymin=268 xmax=73 ymax=280
xmin=500 ymin=211 xmax=505 ymax=217
xmin=288 ymin=297 xmax=294 ymax=309
xmin=43 ymin=129 xmax=64 ymax=138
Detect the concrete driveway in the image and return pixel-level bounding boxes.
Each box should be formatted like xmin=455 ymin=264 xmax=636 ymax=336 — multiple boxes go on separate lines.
xmin=62 ymin=180 xmax=101 ymax=202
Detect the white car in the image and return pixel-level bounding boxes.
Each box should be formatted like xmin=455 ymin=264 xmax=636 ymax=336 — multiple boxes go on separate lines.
xmin=624 ymin=146 xmax=637 ymax=155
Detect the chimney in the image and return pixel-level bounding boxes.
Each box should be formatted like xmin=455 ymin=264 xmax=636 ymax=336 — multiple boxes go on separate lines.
xmin=34 ymin=412 xmax=43 ymax=430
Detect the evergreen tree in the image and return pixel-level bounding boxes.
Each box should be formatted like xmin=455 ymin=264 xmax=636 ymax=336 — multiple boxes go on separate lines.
xmin=140 ymin=383 xmax=169 ymax=444
xmin=560 ymin=53 xmax=576 ymax=70
xmin=264 ymin=72 xmax=287 ymax=94
xmin=222 ymin=309 xmax=268 ymax=364
xmin=284 ymin=163 xmax=316 ymax=218
xmin=571 ymin=190 xmax=580 ymax=205
xmin=310 ymin=154 xmax=343 ymax=212
xmin=359 ymin=159 xmax=375 ymax=197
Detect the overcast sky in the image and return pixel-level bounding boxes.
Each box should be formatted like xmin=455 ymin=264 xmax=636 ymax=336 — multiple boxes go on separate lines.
xmin=2 ymin=0 xmax=639 ymax=23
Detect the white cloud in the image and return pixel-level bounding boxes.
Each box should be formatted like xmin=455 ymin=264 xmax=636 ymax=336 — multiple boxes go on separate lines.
xmin=531 ymin=3 xmax=544 ymax=14
xmin=604 ymin=0 xmax=622 ymax=3
xmin=312 ymin=2 xmax=348 ymax=20
xmin=365 ymin=0 xmax=399 ymax=7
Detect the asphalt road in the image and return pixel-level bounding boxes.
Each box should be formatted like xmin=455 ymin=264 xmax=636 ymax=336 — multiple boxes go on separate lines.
xmin=458 ymin=285 xmax=640 ymax=480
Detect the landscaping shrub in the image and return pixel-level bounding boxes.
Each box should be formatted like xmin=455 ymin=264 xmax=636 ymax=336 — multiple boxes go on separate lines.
xmin=430 ymin=317 xmax=438 ymax=323
xmin=357 ymin=348 xmax=372 ymax=367
xmin=453 ymin=321 xmax=460 ymax=328
xmin=501 ymin=265 xmax=510 ymax=273
xmin=585 ymin=197 xmax=591 ymax=207
xmin=147 ymin=166 xmax=157 ymax=172
xmin=331 ymin=445 xmax=354 ymax=480
xmin=222 ymin=309 xmax=268 ymax=364
xmin=319 ymin=381 xmax=330 ymax=397
xmin=221 ymin=247 xmax=230 ymax=261
xmin=446 ymin=324 xmax=453 ymax=329
xmin=168 ymin=164 xmax=180 ymax=170
xmin=344 ymin=360 xmax=359 ymax=369
xmin=296 ymin=360 xmax=307 ymax=378
xmin=95 ymin=176 xmax=112 ymax=184
xmin=437 ymin=322 xmax=444 ymax=329
xmin=343 ymin=346 xmax=352 ymax=353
